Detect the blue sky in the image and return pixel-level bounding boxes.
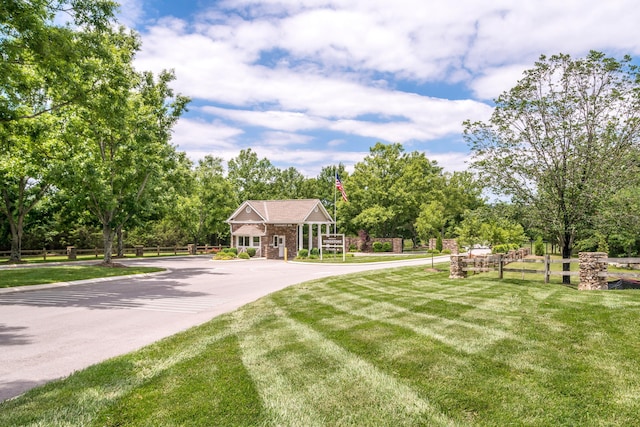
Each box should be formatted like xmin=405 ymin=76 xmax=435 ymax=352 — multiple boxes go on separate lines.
xmin=117 ymin=0 xmax=640 ymax=177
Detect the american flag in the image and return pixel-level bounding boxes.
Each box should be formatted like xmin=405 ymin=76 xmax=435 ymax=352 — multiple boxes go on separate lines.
xmin=335 ymin=174 xmax=348 ymax=202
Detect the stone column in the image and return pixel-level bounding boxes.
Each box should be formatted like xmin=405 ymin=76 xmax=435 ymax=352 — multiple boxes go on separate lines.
xmin=578 ymin=252 xmax=608 ymax=290
xmin=188 ymin=244 xmax=197 ymax=255
xmin=66 ymin=246 xmax=77 ymax=260
xmin=449 ymin=254 xmax=467 ymax=279
xmin=135 ymin=245 xmax=144 ymax=257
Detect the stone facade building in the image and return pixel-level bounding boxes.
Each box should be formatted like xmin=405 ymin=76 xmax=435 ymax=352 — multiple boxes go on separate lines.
xmin=226 ymin=199 xmax=334 ymax=260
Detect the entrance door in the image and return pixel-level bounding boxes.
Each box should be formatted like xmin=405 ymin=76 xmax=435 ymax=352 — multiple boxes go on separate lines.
xmin=278 ymin=235 xmax=285 ymax=258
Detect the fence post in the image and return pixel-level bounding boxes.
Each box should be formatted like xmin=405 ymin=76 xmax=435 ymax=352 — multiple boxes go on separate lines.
xmin=544 ymin=254 xmax=550 ymax=284
xmin=498 ymin=254 xmax=504 ymax=279
xmin=449 ymin=255 xmax=467 ymax=279
xmin=43 ymin=248 xmax=46 ymax=261
xmin=578 ymin=252 xmax=608 ymax=290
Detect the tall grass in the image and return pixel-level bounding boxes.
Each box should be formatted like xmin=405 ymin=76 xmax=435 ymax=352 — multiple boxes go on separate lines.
xmin=2 ymin=266 xmax=640 ymax=425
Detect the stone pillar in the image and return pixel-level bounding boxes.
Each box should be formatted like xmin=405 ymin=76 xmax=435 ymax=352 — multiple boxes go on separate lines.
xmin=188 ymin=244 xmax=197 ymax=255
xmin=579 ymin=252 xmax=608 ymax=290
xmin=135 ymin=245 xmax=144 ymax=257
xmin=67 ymin=246 xmax=77 ymax=260
xmin=449 ymin=254 xmax=467 ymax=279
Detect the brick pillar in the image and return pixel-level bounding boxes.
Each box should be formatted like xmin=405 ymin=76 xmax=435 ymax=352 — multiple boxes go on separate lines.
xmin=449 ymin=254 xmax=467 ymax=279
xmin=578 ymin=252 xmax=608 ymax=290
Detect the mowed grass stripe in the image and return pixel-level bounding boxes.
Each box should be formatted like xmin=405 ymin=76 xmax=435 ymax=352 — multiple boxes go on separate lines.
xmin=234 ymin=299 xmax=454 ymax=427
xmin=3 ymin=268 xmax=640 ymax=425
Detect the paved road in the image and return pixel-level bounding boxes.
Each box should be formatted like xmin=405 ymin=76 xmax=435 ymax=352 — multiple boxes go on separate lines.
xmin=0 ymin=255 xmax=447 ymax=402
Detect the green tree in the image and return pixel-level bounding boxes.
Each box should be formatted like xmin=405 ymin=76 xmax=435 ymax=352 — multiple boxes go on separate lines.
xmin=0 ymin=0 xmax=118 ymax=261
xmin=464 ymin=51 xmax=640 ymax=283
xmin=62 ymin=36 xmax=189 ymax=265
xmin=227 ymin=149 xmax=278 ymax=201
xmin=171 ymin=156 xmax=236 ymax=245
xmin=340 ymin=143 xmax=441 ymax=238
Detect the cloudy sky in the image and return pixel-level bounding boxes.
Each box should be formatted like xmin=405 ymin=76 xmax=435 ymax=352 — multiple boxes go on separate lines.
xmin=118 ymin=0 xmax=640 ymax=176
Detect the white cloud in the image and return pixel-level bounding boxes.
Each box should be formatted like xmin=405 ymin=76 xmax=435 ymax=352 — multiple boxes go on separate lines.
xmin=133 ymin=0 xmax=640 ymax=175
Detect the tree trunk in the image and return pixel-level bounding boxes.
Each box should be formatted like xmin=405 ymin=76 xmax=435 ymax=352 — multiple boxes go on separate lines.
xmin=561 ymin=234 xmax=572 ymax=285
xmin=103 ymin=224 xmax=114 ymax=265
xmin=116 ymin=225 xmax=124 ymax=258
xmin=9 ymin=220 xmax=22 ymax=263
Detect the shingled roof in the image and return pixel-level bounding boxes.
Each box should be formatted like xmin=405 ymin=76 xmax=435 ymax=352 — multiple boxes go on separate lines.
xmin=227 ymin=199 xmax=334 ymax=224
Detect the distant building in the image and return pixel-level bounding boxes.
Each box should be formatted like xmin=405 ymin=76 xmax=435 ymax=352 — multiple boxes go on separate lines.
xmin=226 ymin=199 xmax=334 ymax=259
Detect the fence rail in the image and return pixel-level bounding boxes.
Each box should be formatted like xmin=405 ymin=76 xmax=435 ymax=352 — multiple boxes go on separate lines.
xmin=454 ymin=253 xmax=640 ymax=288
xmin=0 ymin=245 xmax=224 ymax=261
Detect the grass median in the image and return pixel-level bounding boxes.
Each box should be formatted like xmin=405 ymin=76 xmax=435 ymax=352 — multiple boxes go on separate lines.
xmin=2 ymin=266 xmax=640 ymax=425
xmin=0 ymin=266 xmax=165 ymax=288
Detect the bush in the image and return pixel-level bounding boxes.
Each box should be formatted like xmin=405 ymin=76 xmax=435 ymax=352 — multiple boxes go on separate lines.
xmin=534 ymin=236 xmax=545 ymax=256
xmin=427 ymin=248 xmax=440 ymax=255
xmin=436 ymin=235 xmax=443 ymax=252
xmin=372 ymin=241 xmax=384 ymax=252
xmin=247 ymin=247 xmax=256 ymax=257
xmin=238 ymin=252 xmax=250 ymax=259
xmin=441 ymin=249 xmax=451 ymax=255
xmin=382 ymin=242 xmax=392 ymax=252
xmin=213 ymin=252 xmax=237 ymax=260
xmin=349 ymin=244 xmax=357 ymax=252
xmin=297 ymin=249 xmax=309 ymax=258
xmin=492 ymin=243 xmax=520 ymax=254
xmin=309 ymin=254 xmax=319 ymax=259
xmin=228 ymin=247 xmax=238 ymax=255
xmin=310 ymin=248 xmax=319 ymax=256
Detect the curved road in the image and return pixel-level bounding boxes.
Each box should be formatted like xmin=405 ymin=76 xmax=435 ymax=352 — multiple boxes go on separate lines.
xmin=0 ymin=255 xmax=447 ymax=402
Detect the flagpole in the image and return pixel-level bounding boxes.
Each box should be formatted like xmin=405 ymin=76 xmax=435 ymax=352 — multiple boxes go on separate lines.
xmin=333 ymin=166 xmax=337 ymax=234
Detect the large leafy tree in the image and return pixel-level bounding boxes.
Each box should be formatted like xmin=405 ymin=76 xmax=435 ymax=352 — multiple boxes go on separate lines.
xmin=0 ymin=0 xmax=118 ymax=261
xmin=171 ymin=156 xmax=236 ymax=246
xmin=61 ymin=28 xmax=189 ymax=265
xmin=227 ymin=149 xmax=278 ymax=201
xmin=339 ymin=143 xmax=441 ymax=238
xmin=464 ymin=51 xmax=640 ymax=283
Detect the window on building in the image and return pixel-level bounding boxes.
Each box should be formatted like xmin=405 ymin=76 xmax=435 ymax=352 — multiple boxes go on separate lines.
xmin=252 ymin=236 xmax=260 ymax=247
xmin=238 ymin=236 xmax=250 ymax=247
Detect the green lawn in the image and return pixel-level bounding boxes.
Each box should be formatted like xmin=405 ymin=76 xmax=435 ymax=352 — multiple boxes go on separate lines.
xmin=296 ymin=253 xmax=435 ymax=263
xmin=0 ymin=266 xmax=164 ymax=288
xmin=2 ymin=266 xmax=640 ymax=425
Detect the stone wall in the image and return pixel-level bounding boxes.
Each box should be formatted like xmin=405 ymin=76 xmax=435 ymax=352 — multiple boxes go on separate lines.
xmin=449 ymin=255 xmax=467 ymax=279
xmin=345 ymin=236 xmax=403 ymax=253
xmin=428 ymin=238 xmax=459 ymax=254
xmin=578 ymin=252 xmax=608 ymax=290
xmin=264 ymin=224 xmax=298 ymax=259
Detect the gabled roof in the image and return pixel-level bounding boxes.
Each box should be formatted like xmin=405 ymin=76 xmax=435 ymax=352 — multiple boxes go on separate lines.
xmin=227 ymin=199 xmax=334 ymax=224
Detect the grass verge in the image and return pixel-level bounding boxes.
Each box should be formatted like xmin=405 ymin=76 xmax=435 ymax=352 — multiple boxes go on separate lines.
xmin=2 ymin=267 xmax=640 ymax=425
xmin=296 ymin=253 xmax=435 ymax=263
xmin=0 ymin=266 xmax=164 ymax=288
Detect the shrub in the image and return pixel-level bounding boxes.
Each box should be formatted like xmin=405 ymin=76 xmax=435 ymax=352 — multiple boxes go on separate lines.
xmin=228 ymin=247 xmax=238 ymax=255
xmin=382 ymin=242 xmax=392 ymax=252
xmin=534 ymin=236 xmax=545 ymax=256
xmin=427 ymin=248 xmax=440 ymax=255
xmin=441 ymin=249 xmax=451 ymax=255
xmin=247 ymin=247 xmax=256 ymax=257
xmin=310 ymin=248 xmax=319 ymax=256
xmin=372 ymin=241 xmax=384 ymax=252
xmin=436 ymin=235 xmax=443 ymax=252
xmin=492 ymin=243 xmax=520 ymax=254
xmin=213 ymin=252 xmax=237 ymax=260
xmin=238 ymin=252 xmax=250 ymax=259
xmin=349 ymin=244 xmax=357 ymax=252
xmin=297 ymin=249 xmax=309 ymax=258
xmin=309 ymin=254 xmax=319 ymax=259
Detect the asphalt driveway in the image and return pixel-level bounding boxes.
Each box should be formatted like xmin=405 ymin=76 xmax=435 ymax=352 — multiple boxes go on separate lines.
xmin=0 ymin=255 xmax=446 ymax=402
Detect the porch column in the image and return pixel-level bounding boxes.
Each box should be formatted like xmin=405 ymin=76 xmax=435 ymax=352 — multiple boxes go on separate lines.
xmin=308 ymin=223 xmax=313 ymax=250
xmin=298 ymin=224 xmax=304 ymax=251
